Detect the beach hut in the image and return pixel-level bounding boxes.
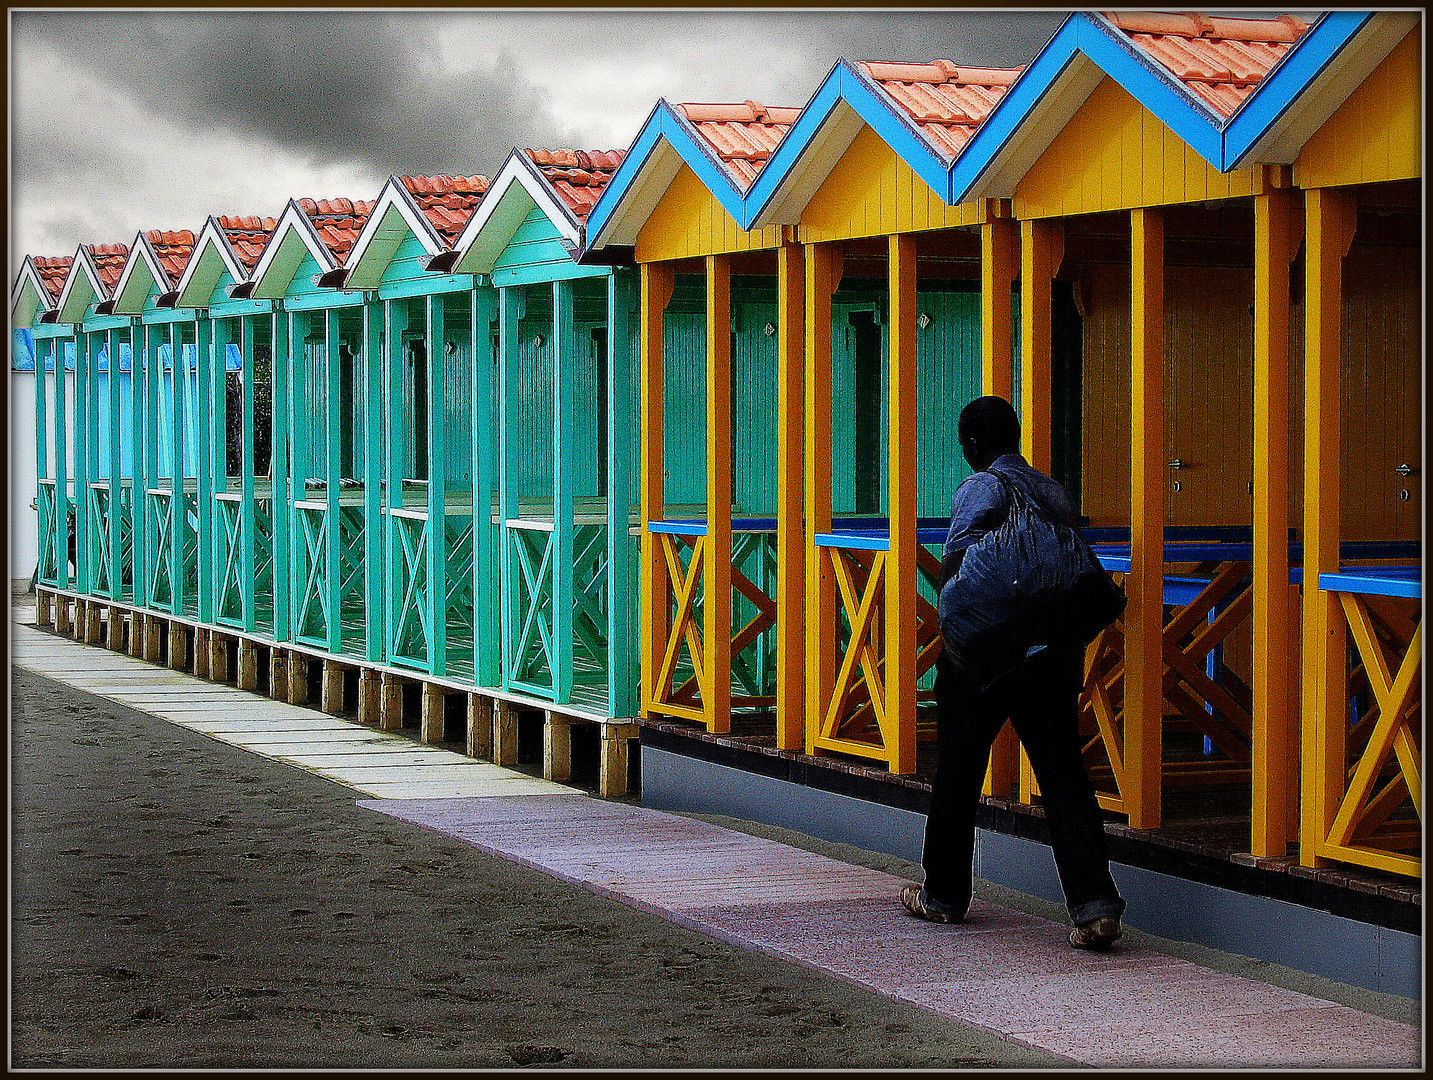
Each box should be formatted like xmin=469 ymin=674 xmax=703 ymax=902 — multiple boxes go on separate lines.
xmin=584 ymin=99 xmax=802 ymax=746
xmin=172 ymin=215 xmax=279 ymax=653
xmin=341 ymin=176 xmax=489 ymax=684
xmin=448 ymin=147 xmax=633 ymax=719
xmin=247 ymin=197 xmax=375 ymax=666
xmin=12 ymin=255 xmax=76 ymax=613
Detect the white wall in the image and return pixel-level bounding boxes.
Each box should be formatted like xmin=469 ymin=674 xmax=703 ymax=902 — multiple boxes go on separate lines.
xmin=10 ymin=369 xmax=39 ymax=580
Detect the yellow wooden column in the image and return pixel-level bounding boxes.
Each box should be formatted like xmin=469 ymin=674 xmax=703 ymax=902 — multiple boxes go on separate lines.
xmin=1299 ymin=187 xmax=1356 ymax=868
xmin=639 ymin=262 xmax=675 ymax=717
xmin=1020 ymin=218 xmax=1063 ymax=473
xmin=776 ymin=236 xmax=806 ymax=750
xmin=1251 ymin=187 xmax=1297 ymax=857
xmin=1126 ymin=207 xmax=1165 ymax=829
xmin=887 ymin=233 xmax=918 ymax=775
xmin=705 ymin=254 xmax=733 ymax=735
xmin=981 ymin=212 xmax=1017 ymax=400
xmin=804 ymin=242 xmax=841 ymax=755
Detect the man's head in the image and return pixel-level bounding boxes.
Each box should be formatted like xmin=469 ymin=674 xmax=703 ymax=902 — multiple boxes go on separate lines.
xmin=957 ymin=396 xmax=1020 ymax=472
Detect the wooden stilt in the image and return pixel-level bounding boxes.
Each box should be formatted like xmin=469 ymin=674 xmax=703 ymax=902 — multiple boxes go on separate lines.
xmin=167 ymin=622 xmax=187 ymax=670
xmin=321 ymin=660 xmax=345 ymax=714
xmin=209 ymin=632 xmax=229 ymax=682
xmin=143 ymin=614 xmax=162 ymax=662
xmin=467 ymin=694 xmax=493 ymax=760
xmin=379 ymin=672 xmax=404 ymax=730
xmin=543 ymin=711 xmax=572 ymax=783
xmin=36 ymin=589 xmax=53 ymax=627
xmin=285 ymin=650 xmax=308 ymax=705
xmin=85 ymin=601 xmax=103 ymax=645
xmin=420 ymin=683 xmax=445 ymax=744
xmin=268 ymin=648 xmax=288 ymax=701
xmin=237 ymin=640 xmax=259 ymax=691
xmin=193 ymin=627 xmax=212 ymax=678
xmin=493 ymin=700 xmax=519 ymax=766
xmin=599 ymin=723 xmax=639 ymax=799
xmin=358 ymin=668 xmax=381 ymax=725
xmin=55 ymin=595 xmax=73 ymax=635
xmin=127 ymin=612 xmax=144 ymax=658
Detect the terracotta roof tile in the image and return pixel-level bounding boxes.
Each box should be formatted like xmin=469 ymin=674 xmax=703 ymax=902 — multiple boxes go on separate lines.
xmin=34 ymin=256 xmax=73 ymax=302
xmin=673 ymin=101 xmax=799 ymax=189
xmin=143 ymin=229 xmax=197 ymax=289
xmin=857 ymin=61 xmax=1022 ymax=159
xmin=1103 ymin=11 xmax=1309 ymax=116
xmin=522 ymin=148 xmax=626 ymax=220
xmin=216 ymin=215 xmax=278 ymax=273
xmin=296 ymin=198 xmax=375 ymax=263
xmin=88 ymin=243 xmax=130 ymax=297
xmin=397 ymin=175 xmax=489 ymax=245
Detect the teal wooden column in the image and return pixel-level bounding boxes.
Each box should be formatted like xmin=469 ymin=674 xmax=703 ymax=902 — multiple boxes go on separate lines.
xmin=168 ymin=324 xmax=185 ymax=614
xmin=288 ymin=311 xmax=310 ymax=639
xmin=606 ymin=271 xmax=638 ymax=717
xmin=382 ymin=299 xmax=406 ymax=659
xmin=497 ymin=287 xmax=520 ymax=690
xmin=325 ymin=310 xmax=342 ymax=654
xmin=105 ymin=328 xmax=120 ymax=599
xmin=143 ymin=326 xmax=161 ymax=607
xmin=241 ymin=316 xmax=257 ymax=633
xmin=129 ymin=326 xmax=145 ymax=607
xmin=271 ymin=306 xmax=292 ymax=641
xmin=363 ymin=299 xmax=384 ymax=661
xmin=54 ymin=336 xmax=70 ymax=590
xmin=552 ymin=280 xmax=575 ymax=703
xmin=426 ymin=293 xmax=448 ymax=676
xmin=73 ymin=330 xmax=91 ymax=593
xmin=196 ymin=316 xmax=214 ymax=622
xmin=471 ymin=286 xmax=498 ymax=686
xmin=34 ymin=337 xmax=49 ymax=573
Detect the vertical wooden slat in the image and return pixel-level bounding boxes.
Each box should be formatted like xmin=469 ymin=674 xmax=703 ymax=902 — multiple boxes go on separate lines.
xmin=363 ymin=300 xmax=384 ymax=661
xmin=552 ymin=280 xmax=575 ymax=703
xmin=288 ymin=312 xmax=308 ymax=638
xmin=1021 ymin=218 xmax=1060 ymax=473
xmin=639 ymin=263 xmax=675 ymax=717
xmin=776 ymin=238 xmax=806 ymax=749
xmin=55 ymin=332 xmax=71 ymax=591
xmin=128 ymin=326 xmax=145 ymax=609
xmin=1251 ymin=188 xmax=1296 ymax=857
xmin=169 ymin=324 xmax=185 ymax=614
xmin=326 ymin=309 xmax=344 ymax=655
xmin=1127 ymin=207 xmax=1165 ymax=829
xmin=981 ymin=213 xmax=1017 ymax=400
xmin=74 ymin=330 xmax=90 ymax=594
xmin=887 ymin=233 xmax=918 ymax=775
xmin=607 ymin=271 xmax=639 ymax=718
xmin=705 ymin=254 xmax=733 ymax=734
xmin=426 ymin=295 xmax=447 ymax=675
xmin=196 ymin=317 xmax=214 ymax=620
xmin=270 ymin=307 xmax=292 ymax=641
xmin=1300 ymin=187 xmax=1355 ymax=867
xmin=498 ymin=287 xmax=520 ymax=689
xmin=108 ymin=327 xmax=123 ymax=600
xmin=383 ymin=300 xmax=406 ymax=660
xmin=241 ymin=316 xmax=258 ymax=633
xmin=471 ymin=287 xmax=499 ymax=686
xmin=804 ymin=243 xmax=840 ymax=754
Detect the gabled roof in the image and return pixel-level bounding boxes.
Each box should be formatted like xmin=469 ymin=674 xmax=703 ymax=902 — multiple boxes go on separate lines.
xmin=452 ymin=149 xmax=623 ymax=274
xmin=344 ymin=175 xmax=488 ymax=289
xmin=173 ymin=214 xmax=278 ymax=308
xmin=746 ymin=58 xmax=1021 ymax=229
xmin=585 ymin=98 xmax=798 ymax=248
xmin=112 ymin=229 xmax=197 ymax=314
xmin=10 ymin=254 xmax=72 ymax=327
xmin=54 ymin=242 xmax=129 ymax=323
xmin=248 ymin=197 xmax=373 ymax=300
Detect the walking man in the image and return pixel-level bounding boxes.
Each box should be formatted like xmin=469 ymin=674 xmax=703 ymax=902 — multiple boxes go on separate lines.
xmin=900 ymin=396 xmax=1126 ymax=950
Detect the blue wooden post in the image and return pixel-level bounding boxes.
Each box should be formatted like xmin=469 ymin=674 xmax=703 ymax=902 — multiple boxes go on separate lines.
xmin=325 ymin=309 xmax=343 ymax=654
xmin=426 ymin=293 xmax=448 ymax=676
xmin=271 ymin=306 xmax=292 ymax=641
xmin=196 ymin=316 xmax=214 ymax=621
xmin=107 ymin=327 xmax=122 ymax=599
xmin=471 ymin=286 xmax=499 ymax=686
xmin=363 ymin=299 xmax=384 ymax=661
xmin=241 ymin=316 xmax=257 ymax=633
xmin=552 ymin=279 xmax=575 ymax=703
xmin=168 ymin=324 xmax=185 ymax=614
xmin=498 ymin=287 xmax=520 ymax=690
xmin=607 ymin=271 xmax=639 ymax=717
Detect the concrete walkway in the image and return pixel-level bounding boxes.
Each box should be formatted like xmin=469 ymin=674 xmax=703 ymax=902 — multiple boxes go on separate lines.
xmin=10 ymin=616 xmax=1422 ymax=1069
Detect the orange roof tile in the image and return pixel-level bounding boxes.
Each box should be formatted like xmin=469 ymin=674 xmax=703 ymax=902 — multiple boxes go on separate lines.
xmin=398 ymin=175 xmax=489 ymax=246
xmin=217 ymin=215 xmax=278 ymax=273
xmin=1103 ymin=11 xmax=1309 ymax=116
xmin=523 ymin=148 xmax=626 ymax=220
xmin=858 ymin=61 xmax=1022 ymax=159
xmin=296 ymin=198 xmax=375 ymax=263
xmin=34 ymin=255 xmax=73 ymax=302
xmin=143 ymin=229 xmax=197 ymax=289
xmin=673 ymin=101 xmax=799 ymax=189
xmin=88 ymin=243 xmax=130 ymax=297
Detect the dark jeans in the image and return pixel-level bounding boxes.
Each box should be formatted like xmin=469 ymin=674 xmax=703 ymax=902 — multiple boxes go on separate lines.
xmin=922 ymin=647 xmax=1126 ymax=926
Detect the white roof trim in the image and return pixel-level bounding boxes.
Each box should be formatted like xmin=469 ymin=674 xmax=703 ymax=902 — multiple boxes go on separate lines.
xmin=11 ymin=257 xmax=52 ymax=323
xmin=110 ymin=231 xmax=169 ymax=315
xmin=749 ymin=98 xmax=865 ymax=230
xmin=54 ymin=244 xmax=107 ymax=323
xmin=343 ymin=179 xmax=445 ymax=290
xmin=174 ymin=217 xmax=250 ymax=308
xmin=249 ymin=200 xmax=341 ymax=300
xmin=452 ymin=152 xmax=579 ymax=275
xmin=590 ymin=139 xmax=685 ymax=250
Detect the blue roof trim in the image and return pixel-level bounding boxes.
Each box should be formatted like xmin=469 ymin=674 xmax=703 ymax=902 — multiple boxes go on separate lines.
xmin=584 ymin=103 xmax=666 ymax=243
xmin=744 ymin=71 xmax=847 ymax=226
xmin=1220 ymin=11 xmax=1372 ymax=170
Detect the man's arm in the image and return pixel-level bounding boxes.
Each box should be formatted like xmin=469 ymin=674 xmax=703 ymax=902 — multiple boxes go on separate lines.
xmin=940 ymin=473 xmax=1007 ymax=589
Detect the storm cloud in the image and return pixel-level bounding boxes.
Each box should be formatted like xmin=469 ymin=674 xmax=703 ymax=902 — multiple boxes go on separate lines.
xmin=10 ymin=9 xmax=1065 ymax=280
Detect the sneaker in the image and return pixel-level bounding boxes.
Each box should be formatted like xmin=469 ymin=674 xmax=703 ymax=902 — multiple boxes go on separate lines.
xmin=1068 ymin=917 xmax=1122 ymax=951
xmin=899 ymin=885 xmax=962 ymax=924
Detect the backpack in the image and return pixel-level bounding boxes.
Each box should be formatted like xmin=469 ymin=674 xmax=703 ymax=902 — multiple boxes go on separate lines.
xmin=938 ymin=466 xmax=1126 ymax=688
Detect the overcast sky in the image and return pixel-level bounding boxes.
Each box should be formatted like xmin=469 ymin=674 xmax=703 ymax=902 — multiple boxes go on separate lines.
xmin=9 ymin=9 xmax=1071 ymax=284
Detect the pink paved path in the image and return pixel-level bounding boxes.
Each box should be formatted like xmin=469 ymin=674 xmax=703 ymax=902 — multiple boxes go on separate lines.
xmin=362 ymin=794 xmax=1421 ymax=1069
